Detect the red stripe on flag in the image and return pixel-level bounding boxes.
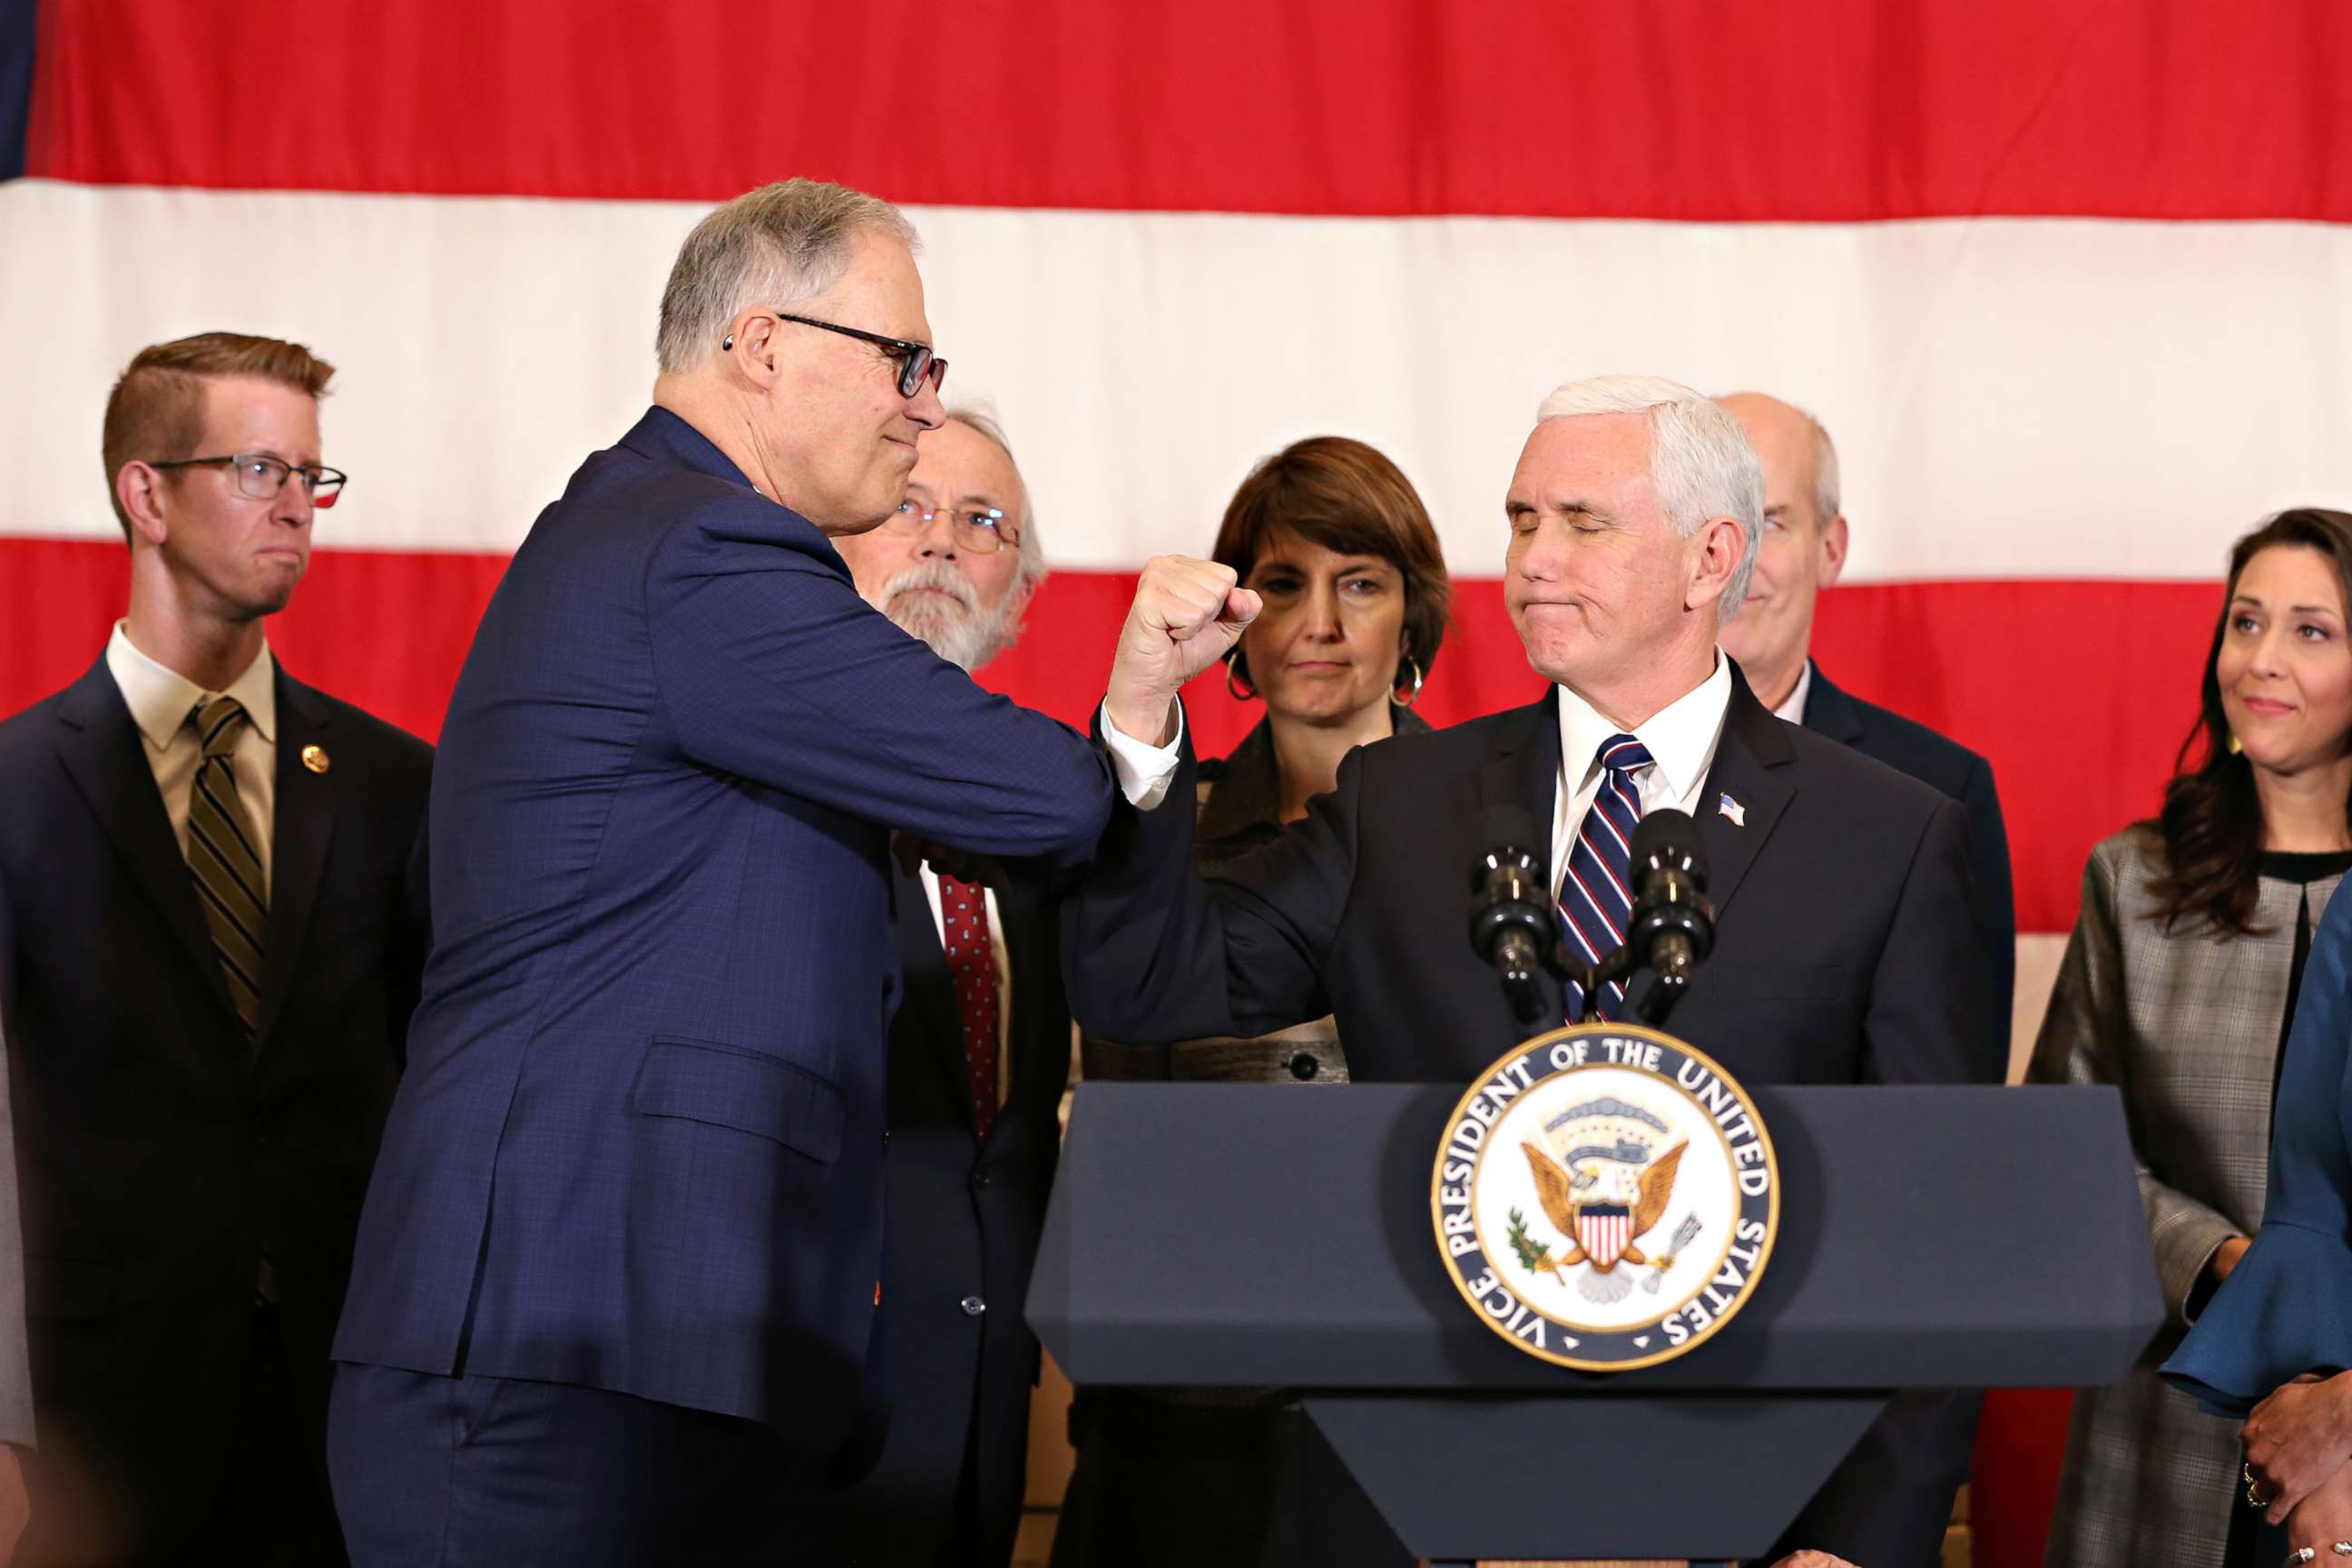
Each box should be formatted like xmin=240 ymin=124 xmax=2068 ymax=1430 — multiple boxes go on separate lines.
xmin=26 ymin=1 xmax=2352 ymax=220
xmin=0 ymin=537 xmax=2215 ymax=934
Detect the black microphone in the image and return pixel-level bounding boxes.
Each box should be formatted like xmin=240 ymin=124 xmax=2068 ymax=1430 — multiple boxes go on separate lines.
xmin=1469 ymin=807 xmax=1555 ymax=1027
xmin=1627 ymin=809 xmax=1715 ymax=1022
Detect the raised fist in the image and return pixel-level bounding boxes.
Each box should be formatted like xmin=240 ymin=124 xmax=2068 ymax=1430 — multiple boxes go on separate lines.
xmin=1105 ymin=554 xmax=1260 ymax=744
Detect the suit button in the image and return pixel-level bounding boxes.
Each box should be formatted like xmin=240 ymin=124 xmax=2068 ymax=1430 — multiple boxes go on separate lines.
xmin=1287 ymin=1053 xmax=1319 ymax=1081
xmin=960 ymin=1295 xmax=986 ymax=1318
xmin=969 ymin=1171 xmax=990 ymax=1192
xmin=881 ymin=1131 xmax=891 ymax=1151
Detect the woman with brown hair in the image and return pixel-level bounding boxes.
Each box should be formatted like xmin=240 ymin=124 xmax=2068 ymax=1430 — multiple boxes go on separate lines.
xmin=1080 ymin=434 xmax=1452 ymax=1084
xmin=1197 ymin=435 xmax=1451 ymax=855
xmin=2031 ymin=507 xmax=2352 ymax=1568
xmin=1053 ymin=436 xmax=1450 ymax=1568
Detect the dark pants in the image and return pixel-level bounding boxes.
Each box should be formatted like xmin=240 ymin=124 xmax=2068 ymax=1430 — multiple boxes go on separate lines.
xmin=328 ymin=1363 xmax=828 ymax=1567
xmin=19 ymin=1302 xmax=339 ymax=1568
xmin=1049 ymin=1390 xmax=1407 ymax=1568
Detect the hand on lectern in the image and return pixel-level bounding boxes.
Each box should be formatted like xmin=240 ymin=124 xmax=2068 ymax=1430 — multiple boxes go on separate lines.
xmin=1105 ymin=555 xmax=1260 ymax=745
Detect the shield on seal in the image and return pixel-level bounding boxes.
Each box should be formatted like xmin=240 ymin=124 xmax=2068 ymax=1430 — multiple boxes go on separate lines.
xmin=1574 ymin=1202 xmax=1632 ymax=1270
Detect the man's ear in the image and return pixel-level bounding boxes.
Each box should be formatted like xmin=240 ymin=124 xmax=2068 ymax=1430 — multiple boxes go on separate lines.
xmin=1818 ymin=512 xmax=1850 ymax=590
xmin=1003 ymin=575 xmax=1041 ymax=642
xmin=115 ymin=462 xmax=170 ymax=548
xmin=1689 ymin=514 xmax=1748 ymax=613
xmin=723 ymin=310 xmax=785 ymax=387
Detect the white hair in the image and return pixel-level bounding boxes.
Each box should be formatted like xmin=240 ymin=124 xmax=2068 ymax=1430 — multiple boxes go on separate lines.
xmin=655 ymin=179 xmax=918 ymax=374
xmin=942 ymin=403 xmax=1046 ymax=601
xmin=1534 ymin=374 xmax=1763 ymax=620
xmin=870 ymin=403 xmax=1044 ymax=672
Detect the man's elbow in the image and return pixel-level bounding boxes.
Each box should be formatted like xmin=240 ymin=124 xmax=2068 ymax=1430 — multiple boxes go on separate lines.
xmin=1024 ymin=747 xmax=1116 ymax=861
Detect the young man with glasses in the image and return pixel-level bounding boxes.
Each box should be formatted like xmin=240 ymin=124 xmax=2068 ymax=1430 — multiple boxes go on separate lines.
xmin=329 ymin=182 xmax=1115 ymax=1565
xmin=0 ymin=332 xmax=432 ymax=1564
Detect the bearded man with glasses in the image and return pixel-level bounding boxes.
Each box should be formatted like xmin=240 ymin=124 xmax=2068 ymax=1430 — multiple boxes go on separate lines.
xmin=820 ymin=407 xmax=1067 ymax=1567
xmin=0 ymin=331 xmax=432 ymax=1564
xmin=328 ymin=181 xmax=1114 ymax=1565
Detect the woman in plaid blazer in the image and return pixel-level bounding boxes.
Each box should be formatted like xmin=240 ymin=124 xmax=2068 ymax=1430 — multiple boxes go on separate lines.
xmin=2031 ymin=507 xmax=2352 ymax=1568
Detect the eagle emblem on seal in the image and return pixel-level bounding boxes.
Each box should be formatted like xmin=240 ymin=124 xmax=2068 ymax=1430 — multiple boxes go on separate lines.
xmin=1512 ymin=1096 xmax=1689 ymax=1304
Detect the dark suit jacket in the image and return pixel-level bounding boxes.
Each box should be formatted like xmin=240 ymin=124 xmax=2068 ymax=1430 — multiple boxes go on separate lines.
xmin=0 ymin=656 xmax=430 ymax=1562
xmin=1804 ymin=662 xmax=2015 ymax=1067
xmin=333 ymin=407 xmax=1113 ymax=1466
xmin=828 ymin=867 xmax=1069 ymax=1566
xmin=1062 ymin=670 xmax=1999 ymax=1565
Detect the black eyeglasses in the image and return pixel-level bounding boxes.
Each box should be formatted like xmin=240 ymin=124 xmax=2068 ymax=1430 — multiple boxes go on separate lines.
xmin=149 ymin=454 xmax=347 ymax=508
xmin=769 ymin=312 xmax=946 ymax=400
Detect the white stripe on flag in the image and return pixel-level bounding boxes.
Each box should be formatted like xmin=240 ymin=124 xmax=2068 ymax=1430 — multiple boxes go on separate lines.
xmin=4 ymin=181 xmax=2351 ymax=575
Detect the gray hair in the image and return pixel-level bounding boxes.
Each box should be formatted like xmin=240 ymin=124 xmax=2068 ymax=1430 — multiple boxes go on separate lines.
xmin=1534 ymin=374 xmax=1763 ymax=621
xmin=655 ymin=180 xmax=918 ymax=374
xmin=943 ymin=403 xmax=1048 ymax=601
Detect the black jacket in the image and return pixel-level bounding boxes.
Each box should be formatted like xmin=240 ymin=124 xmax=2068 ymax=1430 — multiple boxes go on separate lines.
xmin=0 ymin=655 xmax=429 ymax=1563
xmin=828 ymin=864 xmax=1071 ymax=1566
xmin=1061 ymin=668 xmax=1998 ymax=1565
xmin=1803 ymin=662 xmax=2015 ymax=1070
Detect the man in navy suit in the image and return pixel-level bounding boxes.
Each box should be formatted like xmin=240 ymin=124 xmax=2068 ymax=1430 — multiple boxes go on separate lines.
xmin=0 ymin=333 xmax=431 ymax=1565
xmin=825 ymin=408 xmax=1068 ymax=1566
xmin=328 ymin=181 xmax=1115 ymax=1564
xmin=1715 ymin=391 xmax=2015 ymax=1071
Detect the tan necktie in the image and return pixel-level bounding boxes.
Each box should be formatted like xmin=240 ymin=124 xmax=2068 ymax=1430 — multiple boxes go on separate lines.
xmin=185 ymin=696 xmax=268 ymax=1041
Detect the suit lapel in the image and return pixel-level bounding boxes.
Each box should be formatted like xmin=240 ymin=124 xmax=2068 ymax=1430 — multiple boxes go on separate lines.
xmin=894 ymin=864 xmax=980 ymax=1134
xmin=52 ymin=660 xmax=236 ymax=1020
xmin=992 ymin=877 xmax=1063 ymax=1119
xmin=254 ymin=670 xmax=339 ymax=1053
xmin=1798 ymin=663 xmax=1867 ymax=745
xmin=1475 ymin=691 xmax=1568 ymax=1021
xmin=1696 ymin=671 xmax=1798 ymax=921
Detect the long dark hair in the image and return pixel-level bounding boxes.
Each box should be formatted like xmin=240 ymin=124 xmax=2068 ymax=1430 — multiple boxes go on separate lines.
xmin=2149 ymin=507 xmax=2352 ymax=935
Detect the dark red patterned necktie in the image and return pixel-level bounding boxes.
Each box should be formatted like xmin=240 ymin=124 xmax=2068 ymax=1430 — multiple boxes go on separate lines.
xmin=936 ymin=874 xmax=1001 ymax=1138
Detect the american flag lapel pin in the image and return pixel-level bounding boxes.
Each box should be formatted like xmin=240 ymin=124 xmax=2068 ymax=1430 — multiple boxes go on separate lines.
xmin=1717 ymin=791 xmax=1747 ymax=828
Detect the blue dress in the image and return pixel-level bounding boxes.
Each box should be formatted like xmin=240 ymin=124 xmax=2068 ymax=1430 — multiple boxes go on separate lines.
xmin=2165 ymin=879 xmax=2352 ymax=1413
xmin=2164 ymin=877 xmax=2352 ymax=1563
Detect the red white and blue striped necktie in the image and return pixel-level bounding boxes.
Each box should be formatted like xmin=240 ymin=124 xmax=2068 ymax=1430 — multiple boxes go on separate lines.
xmin=1559 ymin=733 xmax=1653 ymax=1022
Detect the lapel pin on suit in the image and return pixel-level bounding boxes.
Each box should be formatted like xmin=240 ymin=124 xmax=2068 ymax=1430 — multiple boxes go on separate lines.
xmin=1717 ymin=790 xmax=1746 ymax=828
xmin=301 ymin=744 xmax=331 ymax=775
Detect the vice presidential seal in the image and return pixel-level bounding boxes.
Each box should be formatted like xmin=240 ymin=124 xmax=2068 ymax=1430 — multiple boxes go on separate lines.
xmin=1431 ymin=1023 xmax=1779 ymax=1371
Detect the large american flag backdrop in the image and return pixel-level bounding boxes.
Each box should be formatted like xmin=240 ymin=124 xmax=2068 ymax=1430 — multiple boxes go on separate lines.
xmin=5 ymin=3 xmax=2348 ymax=1559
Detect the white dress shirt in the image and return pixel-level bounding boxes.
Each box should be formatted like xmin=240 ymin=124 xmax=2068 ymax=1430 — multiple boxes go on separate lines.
xmin=918 ymin=867 xmax=1012 ymax=1107
xmin=1546 ymin=653 xmax=1733 ymax=903
xmin=1100 ymin=657 xmax=1734 ymax=908
xmin=1770 ymin=659 xmax=1814 ymax=726
xmin=104 ymin=623 xmax=279 ymax=897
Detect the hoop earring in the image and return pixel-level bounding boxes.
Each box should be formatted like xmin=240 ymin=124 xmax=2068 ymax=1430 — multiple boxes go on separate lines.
xmin=1224 ymin=650 xmax=1259 ymax=702
xmin=1392 ymin=655 xmax=1425 ymax=709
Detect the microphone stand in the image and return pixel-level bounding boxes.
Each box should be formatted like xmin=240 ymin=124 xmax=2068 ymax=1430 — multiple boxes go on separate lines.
xmin=1534 ymin=927 xmax=1698 ymax=1031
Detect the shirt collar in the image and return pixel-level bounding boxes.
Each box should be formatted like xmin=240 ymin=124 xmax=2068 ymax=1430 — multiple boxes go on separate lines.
xmin=1553 ymin=652 xmax=1733 ymax=799
xmin=1772 ymin=659 xmax=1815 ymax=725
xmin=104 ymin=622 xmax=278 ymax=750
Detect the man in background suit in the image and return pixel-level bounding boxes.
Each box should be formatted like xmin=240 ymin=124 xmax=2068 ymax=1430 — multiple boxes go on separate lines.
xmin=329 ymin=181 xmax=1115 ymax=1565
xmin=1066 ymin=376 xmax=1997 ymax=1567
xmin=1715 ymin=391 xmax=2015 ymax=1067
xmin=0 ymin=333 xmax=432 ymax=1564
xmin=827 ymin=408 xmax=1067 ymax=1567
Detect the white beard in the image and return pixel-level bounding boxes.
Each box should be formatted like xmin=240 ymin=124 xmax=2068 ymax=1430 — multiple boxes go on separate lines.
xmin=880 ymin=561 xmax=1015 ymax=673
